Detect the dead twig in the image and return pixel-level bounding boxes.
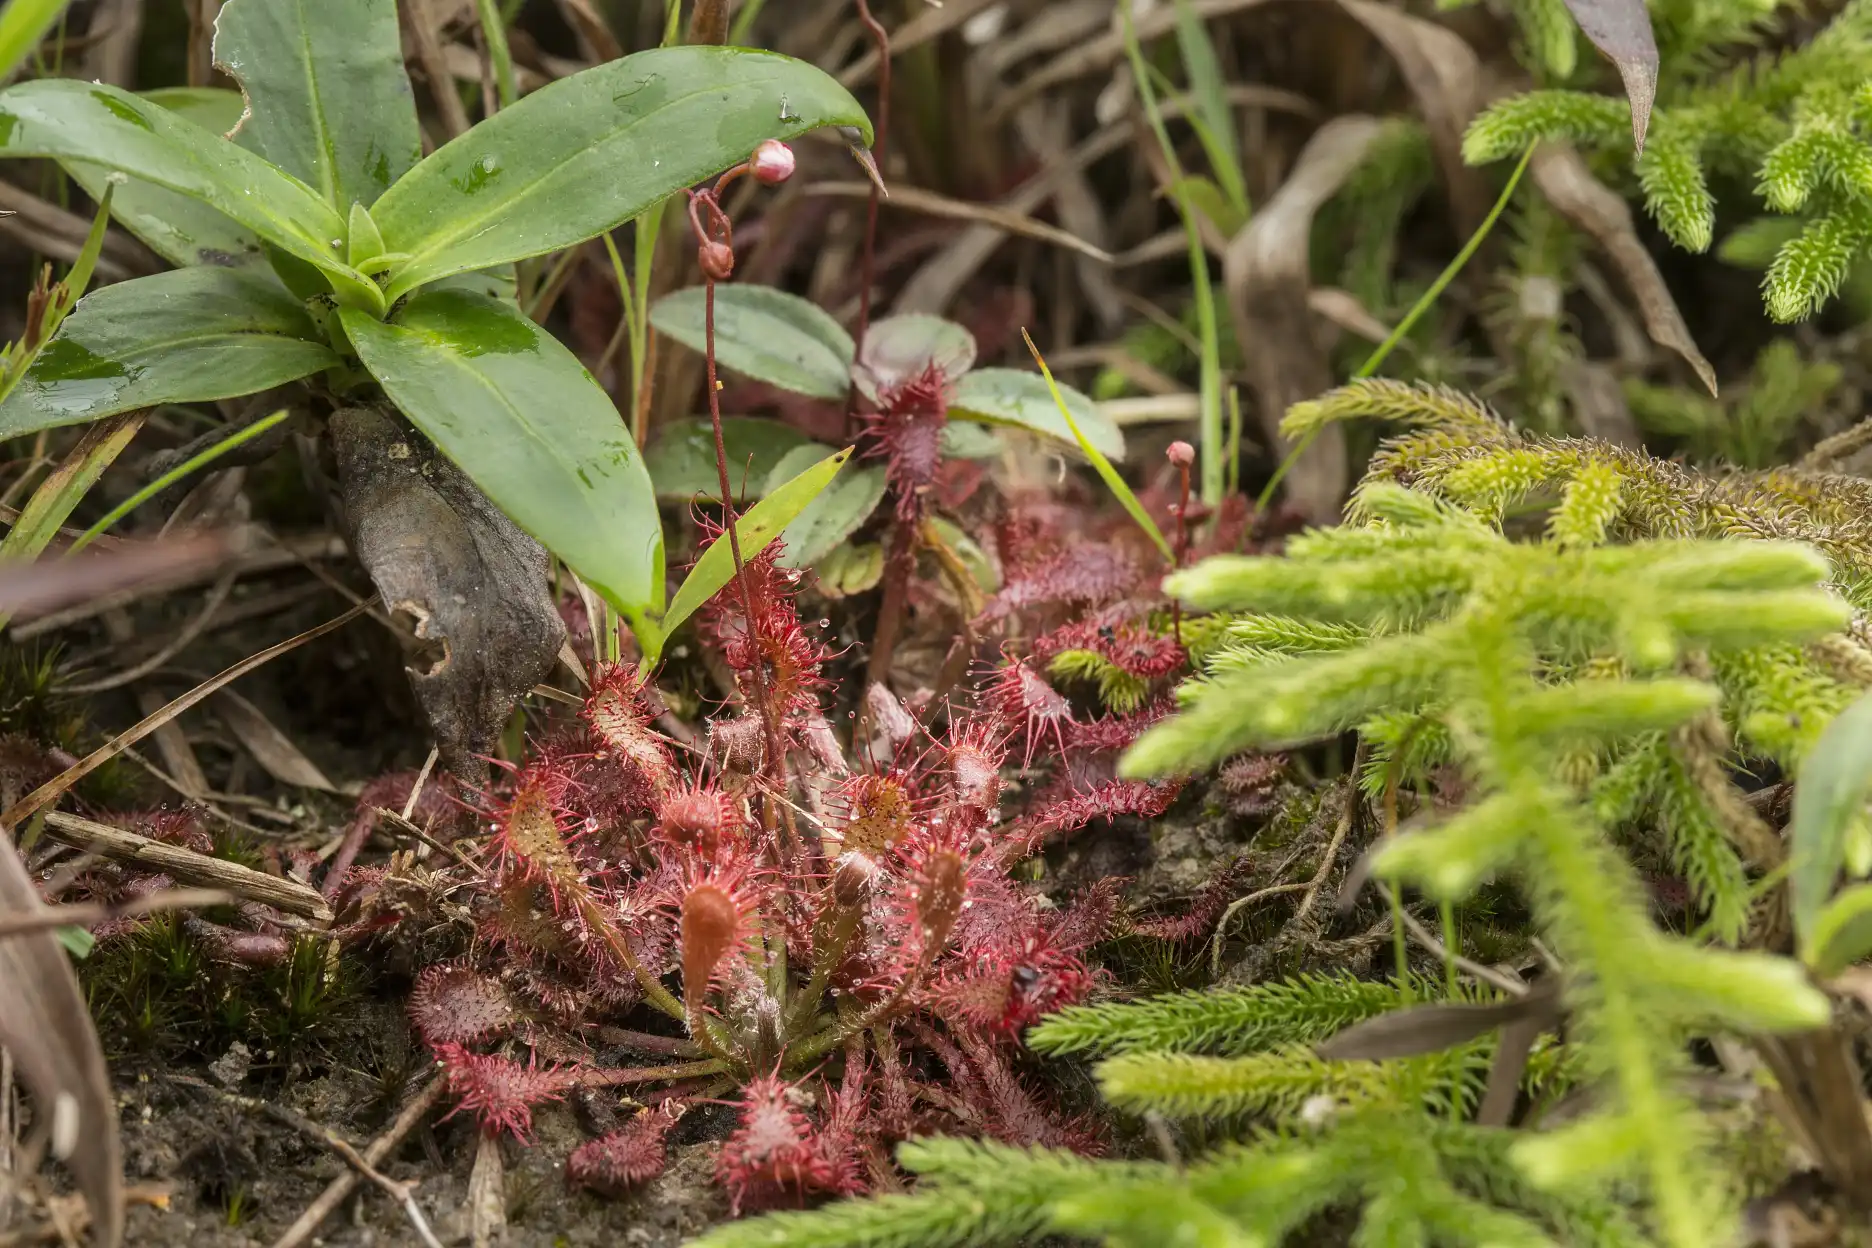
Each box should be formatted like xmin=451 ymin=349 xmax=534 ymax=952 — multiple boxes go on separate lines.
xmin=268 ymin=1075 xmax=447 ymax=1248
xmin=37 ymin=812 xmax=331 ymax=923
xmin=0 ymin=888 xmax=230 ymax=939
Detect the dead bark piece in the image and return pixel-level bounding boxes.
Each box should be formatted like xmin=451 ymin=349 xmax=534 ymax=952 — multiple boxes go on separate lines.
xmin=1224 ymin=116 xmax=1385 ymax=526
xmin=1559 ymin=0 xmax=1658 ymax=153
xmin=330 ymin=406 xmax=566 ymax=788
xmin=0 ymin=834 xmax=122 ymax=1248
xmin=468 ymin=1131 xmax=506 ymax=1248
xmin=1532 ymin=144 xmax=1717 ymax=396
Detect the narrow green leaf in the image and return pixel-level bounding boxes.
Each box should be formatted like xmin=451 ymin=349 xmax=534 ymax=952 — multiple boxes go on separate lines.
xmin=644 ymin=415 xmax=822 ymax=503
xmin=0 ymin=415 xmax=143 ymax=583
xmin=1790 ymin=692 xmax=1872 ymax=951
xmin=347 ymin=202 xmax=385 ymax=269
xmin=340 ymin=289 xmax=664 ymax=636
xmin=1171 ymin=0 xmax=1249 ymax=218
xmin=0 ymin=79 xmax=374 ymax=304
xmin=0 ymin=268 xmax=338 ymax=436
xmin=764 ymin=444 xmax=885 ymax=569
xmin=951 ymin=367 xmax=1128 ymax=463
xmin=65 ymin=87 xmax=264 ymax=269
xmin=211 ymin=0 xmax=420 ymax=210
xmin=658 ymin=447 xmax=851 ymax=652
xmin=372 ymin=47 xmax=872 ymax=301
xmin=0 ymin=0 xmax=72 ymax=83
xmin=1020 ymin=336 xmax=1166 ymax=563
xmin=1806 ymin=883 xmax=1872 ymax=977
xmin=54 ymin=926 xmax=95 ymax=959
xmin=58 ymin=173 xmax=115 ymax=311
xmin=650 ymin=284 xmax=854 ymax=400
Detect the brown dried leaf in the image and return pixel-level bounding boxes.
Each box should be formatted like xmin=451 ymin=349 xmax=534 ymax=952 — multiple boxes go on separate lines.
xmin=1532 ymin=144 xmax=1716 ymax=396
xmin=1559 ymin=0 xmax=1659 ymax=153
xmin=331 ymin=406 xmax=566 ymax=788
xmin=215 ymin=689 xmax=340 ymax=793
xmin=1315 ymin=990 xmax=1561 ymax=1062
xmin=0 ymin=834 xmax=122 ymax=1247
xmin=1224 ymin=116 xmax=1384 ymax=525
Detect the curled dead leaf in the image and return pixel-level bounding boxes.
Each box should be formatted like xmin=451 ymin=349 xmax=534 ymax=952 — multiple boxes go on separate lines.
xmin=1224 ymin=116 xmax=1385 ymax=525
xmin=331 ymin=406 xmax=566 ymax=786
xmin=1558 ymin=0 xmax=1659 ymax=153
xmin=1532 ymin=144 xmax=1717 ymax=396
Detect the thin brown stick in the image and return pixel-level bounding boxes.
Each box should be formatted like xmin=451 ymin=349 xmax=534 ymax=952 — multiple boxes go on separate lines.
xmin=2 ymin=599 xmax=374 ymax=831
xmin=404 ymin=0 xmax=472 ymax=140
xmin=268 ymin=1075 xmax=447 ymax=1248
xmin=37 ymin=813 xmax=332 ymax=922
xmin=0 ymin=888 xmax=230 ymax=939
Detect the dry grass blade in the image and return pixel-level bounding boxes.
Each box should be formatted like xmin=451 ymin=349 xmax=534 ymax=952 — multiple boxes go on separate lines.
xmin=803 ymin=181 xmax=1113 ymax=261
xmin=0 ymin=532 xmax=231 ymax=624
xmin=1223 ymin=116 xmax=1383 ymax=525
xmin=0 ymin=834 xmax=121 ymax=1248
xmin=38 ymin=812 xmax=333 ymax=922
xmin=0 ymin=598 xmax=374 ymax=831
xmin=1751 ymin=1028 xmax=1872 ymax=1210
xmin=1532 ymin=143 xmax=1716 ymax=396
xmin=0 ymin=886 xmax=230 ymax=938
xmin=1560 ymin=0 xmax=1658 ymax=153
xmin=1314 ymin=986 xmax=1561 ymax=1062
xmin=551 ymin=0 xmax=620 ymax=62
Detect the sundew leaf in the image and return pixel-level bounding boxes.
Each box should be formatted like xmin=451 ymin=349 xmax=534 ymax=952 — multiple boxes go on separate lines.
xmin=371 ymin=47 xmax=871 ymax=301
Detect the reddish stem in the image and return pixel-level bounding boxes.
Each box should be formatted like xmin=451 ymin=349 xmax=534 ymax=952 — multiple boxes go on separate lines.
xmin=847 ymin=0 xmax=892 ymax=440
xmin=1172 ymin=458 xmax=1192 ymax=648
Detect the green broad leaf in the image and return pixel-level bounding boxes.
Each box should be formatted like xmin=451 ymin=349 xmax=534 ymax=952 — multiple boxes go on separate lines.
xmin=0 ymin=0 xmax=74 ymax=84
xmin=340 ymin=289 xmax=664 ymax=636
xmin=644 ymin=415 xmax=822 ymax=502
xmin=1806 ymin=883 xmax=1872 ymax=978
xmin=0 ymin=79 xmax=372 ymax=303
xmin=815 ymin=540 xmax=884 ymax=596
xmin=764 ymin=443 xmax=885 ymax=569
xmin=0 ymin=268 xmax=338 ymax=435
xmin=951 ymin=367 xmax=1128 ymax=463
xmin=1790 ymin=692 xmax=1872 ymax=954
xmin=852 ymin=313 xmax=976 ymax=403
xmin=939 ymin=420 xmax=1003 ymax=460
xmin=63 ymin=87 xmax=264 ymax=269
xmin=371 ymin=46 xmax=872 ymax=302
xmin=658 ymin=446 xmax=851 ymax=653
xmin=650 ymin=284 xmax=854 ymax=400
xmin=211 ymin=0 xmax=420 ymax=210
xmin=928 ymin=515 xmax=999 ymax=594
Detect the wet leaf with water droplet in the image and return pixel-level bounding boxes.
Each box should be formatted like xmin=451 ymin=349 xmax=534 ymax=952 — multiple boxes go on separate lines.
xmin=0 ymin=267 xmax=339 ymax=437
xmin=372 ymin=47 xmax=872 ymax=301
xmin=340 ymin=289 xmax=665 ymax=644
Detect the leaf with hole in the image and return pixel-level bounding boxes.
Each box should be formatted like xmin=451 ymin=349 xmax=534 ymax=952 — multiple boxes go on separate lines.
xmin=951 ymin=367 xmax=1128 ymax=462
xmin=0 ymin=267 xmax=338 ymax=436
xmin=1791 ymin=691 xmax=1872 ymax=955
xmin=339 ymin=288 xmax=664 ymax=639
xmin=63 ymin=88 xmax=265 ymax=269
xmin=211 ymin=0 xmax=420 ymax=210
xmin=656 ymin=447 xmax=852 ymax=655
xmin=370 ymin=46 xmax=871 ymax=302
xmin=651 ymin=285 xmax=854 ymax=400
xmin=644 ymin=416 xmax=824 ymax=503
xmin=764 ymin=443 xmax=886 ymax=569
xmin=852 ymin=313 xmax=976 ymax=403
xmin=0 ymin=79 xmax=377 ymax=304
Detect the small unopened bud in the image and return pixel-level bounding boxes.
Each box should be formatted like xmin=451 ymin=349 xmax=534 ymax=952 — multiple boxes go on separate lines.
xmin=1167 ymin=441 xmax=1195 ymax=468
xmin=698 ymin=239 xmax=735 ymax=281
xmin=832 ymin=852 xmax=879 ymax=907
xmin=750 ymin=139 xmax=796 ymax=185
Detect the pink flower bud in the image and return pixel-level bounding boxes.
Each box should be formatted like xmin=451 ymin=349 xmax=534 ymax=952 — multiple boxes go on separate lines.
xmin=750 ymin=139 xmax=796 ymax=185
xmin=698 ymin=239 xmax=735 ymax=282
xmin=1167 ymin=440 xmax=1196 ymax=468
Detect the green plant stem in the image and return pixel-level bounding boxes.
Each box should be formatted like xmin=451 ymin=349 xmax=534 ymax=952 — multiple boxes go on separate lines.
xmin=67 ymin=409 xmax=291 ymax=557
xmin=729 ymin=0 xmax=769 ymax=43
xmin=472 ymin=0 xmax=516 ymax=109
xmin=0 ymin=0 xmax=73 ymax=83
xmin=1255 ymin=145 xmax=1535 ymax=517
xmin=1122 ymin=2 xmax=1224 ymax=507
xmin=784 ymin=903 xmax=863 ymax=1037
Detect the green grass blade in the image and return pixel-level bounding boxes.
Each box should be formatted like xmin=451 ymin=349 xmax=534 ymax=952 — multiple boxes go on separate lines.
xmin=1023 ymin=329 xmax=1173 ymax=564
xmin=0 ymin=0 xmax=72 ymax=83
